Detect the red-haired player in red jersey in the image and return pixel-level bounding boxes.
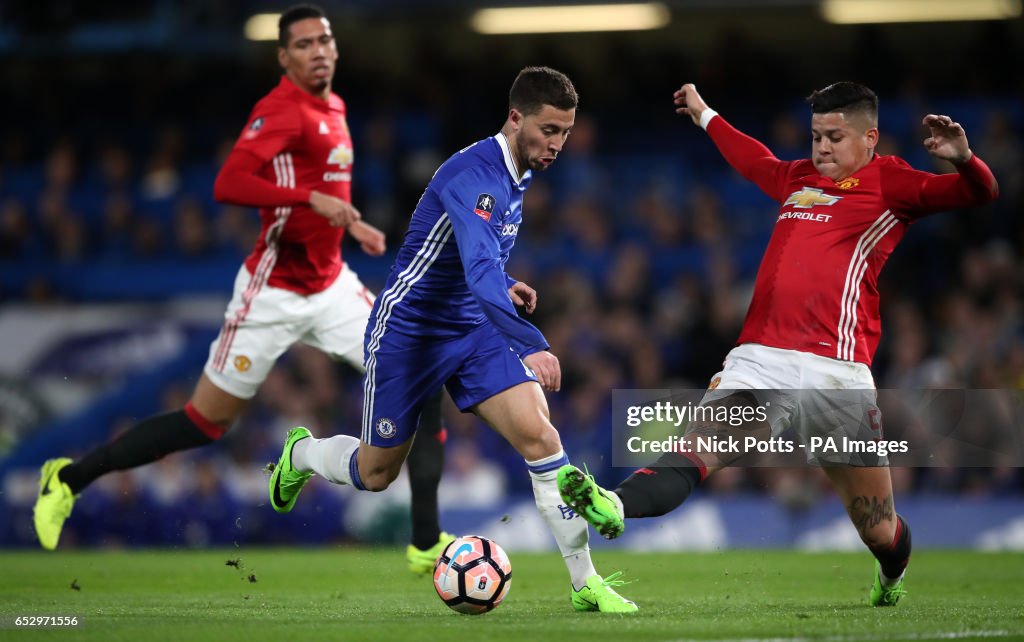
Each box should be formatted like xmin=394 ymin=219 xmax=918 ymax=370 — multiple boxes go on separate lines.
xmin=557 ymin=81 xmax=999 ymax=606
xmin=34 ymin=5 xmax=453 ymax=571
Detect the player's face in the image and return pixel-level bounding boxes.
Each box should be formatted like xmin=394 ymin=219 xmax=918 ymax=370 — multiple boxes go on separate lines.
xmin=279 ymin=18 xmax=338 ymax=95
xmin=810 ymin=112 xmax=878 ymax=181
xmin=512 ymin=105 xmax=576 ymax=173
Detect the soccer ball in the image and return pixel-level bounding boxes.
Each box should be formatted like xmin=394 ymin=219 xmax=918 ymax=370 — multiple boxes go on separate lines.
xmin=433 ymin=535 xmax=512 ymax=614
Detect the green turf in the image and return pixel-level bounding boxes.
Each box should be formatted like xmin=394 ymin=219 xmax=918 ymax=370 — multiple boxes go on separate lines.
xmin=2 ymin=549 xmax=1022 ymax=641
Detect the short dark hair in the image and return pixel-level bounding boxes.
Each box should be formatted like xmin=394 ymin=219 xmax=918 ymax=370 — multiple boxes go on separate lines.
xmin=279 ymin=4 xmax=326 ymax=46
xmin=806 ymin=81 xmax=878 ymax=121
xmin=509 ymin=66 xmax=578 ymax=116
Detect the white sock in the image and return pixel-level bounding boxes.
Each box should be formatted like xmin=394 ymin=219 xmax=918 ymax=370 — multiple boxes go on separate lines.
xmin=291 ymin=435 xmax=361 ymax=487
xmin=526 ymin=450 xmax=596 ymax=590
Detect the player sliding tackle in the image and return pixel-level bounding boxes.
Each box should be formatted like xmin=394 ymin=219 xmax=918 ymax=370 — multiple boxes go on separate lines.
xmin=559 ymin=81 xmax=998 ymax=607
xmin=269 ymin=66 xmax=636 ymax=612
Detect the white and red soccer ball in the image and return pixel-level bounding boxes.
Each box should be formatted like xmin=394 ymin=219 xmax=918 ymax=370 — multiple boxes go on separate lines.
xmin=433 ymin=535 xmax=512 ymax=614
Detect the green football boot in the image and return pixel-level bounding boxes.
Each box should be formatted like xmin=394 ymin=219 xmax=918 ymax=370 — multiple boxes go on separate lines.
xmin=557 ymin=464 xmax=625 ymax=539
xmin=571 ymin=572 xmax=638 ymax=613
xmin=406 ymin=531 xmax=457 ymax=575
xmin=868 ymin=561 xmax=907 ymax=607
xmin=268 ymin=427 xmax=314 ymax=513
xmin=33 ymin=458 xmax=77 ymax=551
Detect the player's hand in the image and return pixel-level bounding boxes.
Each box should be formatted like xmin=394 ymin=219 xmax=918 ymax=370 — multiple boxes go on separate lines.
xmin=347 ymin=220 xmax=387 ymax=256
xmin=524 ymin=351 xmax=561 ymax=392
xmin=673 ymin=83 xmax=710 ymax=126
xmin=310 ymin=190 xmax=361 ymax=227
xmin=922 ymin=114 xmax=972 ymax=164
xmin=508 ymin=281 xmax=537 ymax=314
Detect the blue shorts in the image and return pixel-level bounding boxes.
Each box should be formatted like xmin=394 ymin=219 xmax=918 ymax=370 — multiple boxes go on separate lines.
xmin=360 ymin=322 xmax=538 ymax=447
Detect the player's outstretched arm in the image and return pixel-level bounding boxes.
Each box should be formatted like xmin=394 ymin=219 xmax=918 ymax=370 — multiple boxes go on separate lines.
xmin=674 ymin=83 xmax=790 ymax=201
xmin=885 ymin=115 xmax=998 ymax=214
xmin=673 ymin=83 xmax=711 ymax=127
xmin=921 ymin=114 xmax=972 ymax=164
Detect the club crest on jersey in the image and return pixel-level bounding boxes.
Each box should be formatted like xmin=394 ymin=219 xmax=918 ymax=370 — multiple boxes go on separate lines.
xmin=784 ymin=187 xmax=841 ymax=208
xmin=375 ymin=417 xmax=397 ymax=439
xmin=474 ymin=193 xmax=496 ymax=221
xmin=835 ymin=177 xmax=860 ymax=190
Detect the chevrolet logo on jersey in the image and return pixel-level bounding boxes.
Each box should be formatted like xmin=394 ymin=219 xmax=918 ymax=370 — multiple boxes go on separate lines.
xmin=784 ymin=188 xmax=841 ymax=208
xmin=327 ymin=144 xmax=353 ymax=168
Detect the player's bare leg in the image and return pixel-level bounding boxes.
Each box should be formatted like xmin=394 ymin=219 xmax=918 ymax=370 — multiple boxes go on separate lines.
xmin=475 ymin=382 xmax=637 ymax=612
xmin=190 ymin=374 xmax=249 ymax=427
xmin=823 ymin=466 xmax=911 ymax=606
xmin=473 ymin=382 xmax=561 ymax=460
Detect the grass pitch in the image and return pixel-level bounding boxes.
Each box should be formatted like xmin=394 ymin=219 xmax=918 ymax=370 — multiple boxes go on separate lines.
xmin=2 ymin=549 xmax=1022 ymax=641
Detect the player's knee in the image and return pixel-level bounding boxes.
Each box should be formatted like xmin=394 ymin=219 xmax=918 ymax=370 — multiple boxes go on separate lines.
xmin=360 ymin=465 xmax=402 ymax=492
xmin=360 ymin=476 xmax=391 ymax=492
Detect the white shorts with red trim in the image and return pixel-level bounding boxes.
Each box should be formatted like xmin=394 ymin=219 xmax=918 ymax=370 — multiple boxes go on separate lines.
xmin=203 ymin=262 xmax=375 ymax=399
xmin=701 ymin=343 xmax=886 ymax=465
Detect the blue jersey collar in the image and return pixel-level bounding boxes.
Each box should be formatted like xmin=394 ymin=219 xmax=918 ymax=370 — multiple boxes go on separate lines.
xmin=495 ymin=132 xmax=531 ymax=186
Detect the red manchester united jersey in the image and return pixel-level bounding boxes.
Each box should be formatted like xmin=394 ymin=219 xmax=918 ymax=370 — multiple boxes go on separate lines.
xmin=706 ymin=115 xmax=998 ymax=366
xmin=230 ymin=75 xmax=354 ymax=295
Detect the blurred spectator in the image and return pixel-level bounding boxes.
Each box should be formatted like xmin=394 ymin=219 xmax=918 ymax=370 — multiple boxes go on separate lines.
xmin=174 ymin=197 xmax=213 ymax=257
xmin=0 ymin=199 xmax=34 ymax=259
xmin=100 ymin=192 xmax=136 ymax=260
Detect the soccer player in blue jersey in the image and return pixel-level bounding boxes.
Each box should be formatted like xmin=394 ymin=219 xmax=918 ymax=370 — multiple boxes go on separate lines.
xmin=268 ymin=66 xmax=636 ymax=612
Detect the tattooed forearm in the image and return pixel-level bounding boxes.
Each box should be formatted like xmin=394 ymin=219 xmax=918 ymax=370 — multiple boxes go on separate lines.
xmin=849 ymin=495 xmax=894 ymax=538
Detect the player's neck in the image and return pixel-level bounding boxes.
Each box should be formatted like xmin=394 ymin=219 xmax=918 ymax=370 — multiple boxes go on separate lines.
xmin=500 ymin=125 xmax=525 ymax=179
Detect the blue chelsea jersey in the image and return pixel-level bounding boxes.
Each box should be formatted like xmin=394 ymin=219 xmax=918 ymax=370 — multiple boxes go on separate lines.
xmin=368 ymin=133 xmax=549 ymax=358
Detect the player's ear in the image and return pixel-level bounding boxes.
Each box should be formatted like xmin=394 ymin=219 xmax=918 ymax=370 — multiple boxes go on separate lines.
xmin=508 ymin=108 xmax=523 ymax=133
xmin=277 ymin=46 xmax=288 ymax=70
xmin=865 ymin=127 xmax=879 ymax=152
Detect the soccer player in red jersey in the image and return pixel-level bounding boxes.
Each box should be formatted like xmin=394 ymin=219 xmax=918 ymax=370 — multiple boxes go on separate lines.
xmin=558 ymin=81 xmax=999 ymax=606
xmin=33 ymin=5 xmax=453 ymax=569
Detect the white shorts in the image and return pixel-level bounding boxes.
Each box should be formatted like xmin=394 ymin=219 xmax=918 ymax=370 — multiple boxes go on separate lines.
xmin=701 ymin=343 xmax=885 ymax=465
xmin=203 ymin=263 xmax=374 ymax=399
